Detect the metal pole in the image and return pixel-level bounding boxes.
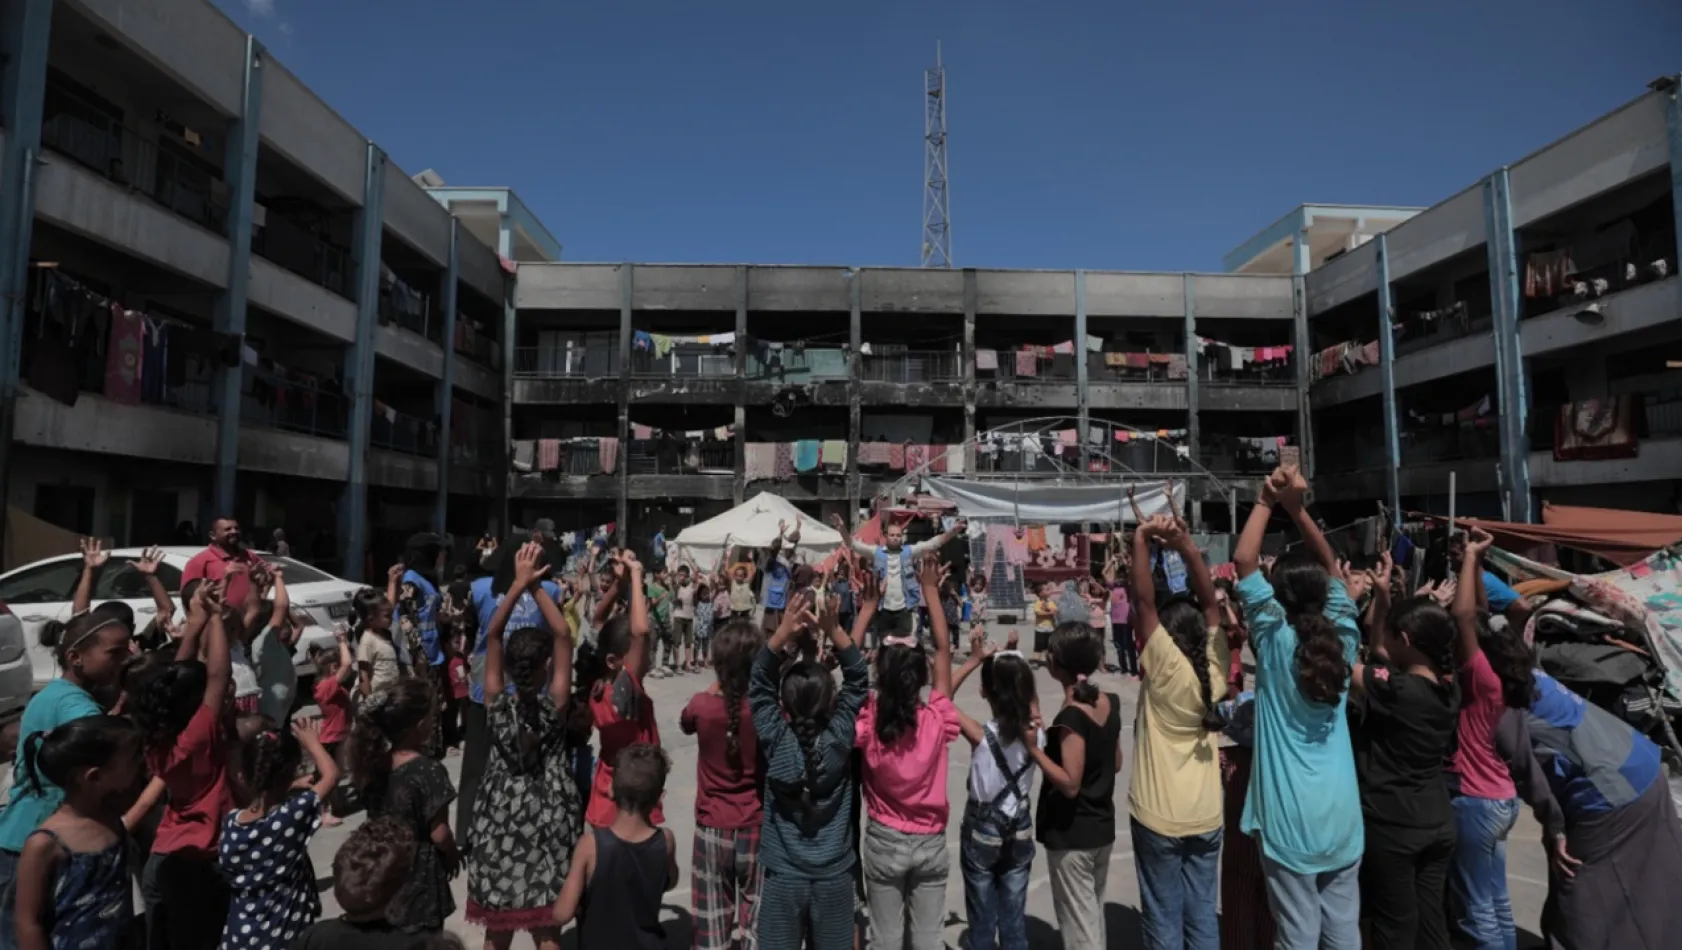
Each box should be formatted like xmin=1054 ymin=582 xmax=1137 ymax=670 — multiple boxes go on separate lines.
xmin=1228 ymin=489 xmax=1237 ymax=536
xmin=1447 ymin=471 xmax=1457 ymax=535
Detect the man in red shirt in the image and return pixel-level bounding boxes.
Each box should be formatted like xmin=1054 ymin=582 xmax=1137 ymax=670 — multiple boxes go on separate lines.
xmin=180 ymin=516 xmax=266 ymax=607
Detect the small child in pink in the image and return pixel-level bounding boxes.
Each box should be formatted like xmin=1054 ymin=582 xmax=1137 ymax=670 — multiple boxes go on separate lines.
xmin=854 ymin=556 xmax=961 ymax=950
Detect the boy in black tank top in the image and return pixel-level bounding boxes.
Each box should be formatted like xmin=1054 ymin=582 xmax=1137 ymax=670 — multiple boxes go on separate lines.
xmin=554 ymin=743 xmax=677 ymax=949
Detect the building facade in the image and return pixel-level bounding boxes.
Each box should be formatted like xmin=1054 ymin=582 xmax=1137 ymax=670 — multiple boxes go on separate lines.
xmin=0 ymin=0 xmax=519 ymax=579
xmin=1304 ymin=79 xmax=1682 ymax=525
xmin=510 ymin=264 xmax=1303 ymax=541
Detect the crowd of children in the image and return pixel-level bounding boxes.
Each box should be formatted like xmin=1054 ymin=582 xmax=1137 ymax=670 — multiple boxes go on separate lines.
xmin=3 ymin=471 xmax=1682 ymax=950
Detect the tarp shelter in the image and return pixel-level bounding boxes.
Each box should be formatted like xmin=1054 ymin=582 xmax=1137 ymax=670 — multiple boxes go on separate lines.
xmin=1422 ymin=503 xmax=1682 ymax=567
xmin=671 ymin=492 xmax=842 ymax=566
xmin=923 ymin=478 xmax=1185 ymax=525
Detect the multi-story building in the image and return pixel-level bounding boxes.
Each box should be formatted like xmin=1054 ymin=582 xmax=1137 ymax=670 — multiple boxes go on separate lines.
xmin=0 ymin=0 xmax=534 ymax=579
xmin=509 ymin=264 xmax=1304 ymax=540
xmin=1301 ymin=79 xmax=1681 ymax=524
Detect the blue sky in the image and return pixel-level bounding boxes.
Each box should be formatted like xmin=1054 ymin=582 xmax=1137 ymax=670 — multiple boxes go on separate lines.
xmin=214 ymin=0 xmax=1680 ymax=271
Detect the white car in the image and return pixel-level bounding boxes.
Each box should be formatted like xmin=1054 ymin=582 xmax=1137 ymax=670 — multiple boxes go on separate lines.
xmin=0 ymin=605 xmax=32 ymax=719
xmin=0 ymin=547 xmax=363 ymax=692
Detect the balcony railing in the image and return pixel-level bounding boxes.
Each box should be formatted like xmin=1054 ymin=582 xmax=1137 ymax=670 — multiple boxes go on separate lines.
xmin=747 ymin=347 xmax=848 ymax=382
xmin=371 ymin=407 xmax=440 ymax=458
xmin=514 ymin=345 xmax=621 ymax=379
xmin=41 ymin=83 xmax=229 ymax=233
xmin=861 ymin=350 xmax=962 ymax=384
xmin=630 ymin=344 xmax=739 ymax=379
xmin=1086 ymin=355 xmax=1184 ymax=384
xmin=252 ymin=213 xmax=352 ymax=299
xmin=626 ymin=441 xmax=735 ymax=475
xmin=380 ymin=279 xmax=439 ymax=344
xmin=990 ymin=352 xmax=1078 ymax=382
xmin=1399 ymin=424 xmax=1499 ymax=465
xmin=454 ymin=321 xmax=499 ymax=369
xmin=1200 ymin=435 xmax=1293 ymax=474
xmin=241 ymin=366 xmax=348 ymax=440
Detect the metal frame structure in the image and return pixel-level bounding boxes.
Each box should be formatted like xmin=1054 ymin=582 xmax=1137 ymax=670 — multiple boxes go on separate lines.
xmin=921 ymin=43 xmax=951 ymax=268
xmin=880 ymin=415 xmax=1232 ymax=505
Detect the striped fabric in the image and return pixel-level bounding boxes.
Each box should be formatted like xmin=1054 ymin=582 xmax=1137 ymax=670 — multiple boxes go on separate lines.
xmin=692 ymin=825 xmax=762 ymax=950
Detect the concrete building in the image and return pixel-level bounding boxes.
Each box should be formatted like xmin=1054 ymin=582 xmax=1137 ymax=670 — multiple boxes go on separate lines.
xmin=1224 ymin=205 xmax=1421 ymax=275
xmin=510 ymin=264 xmax=1303 ymax=539
xmin=0 ymin=0 xmax=526 ymax=578
xmin=1305 ymin=78 xmax=1682 ymax=524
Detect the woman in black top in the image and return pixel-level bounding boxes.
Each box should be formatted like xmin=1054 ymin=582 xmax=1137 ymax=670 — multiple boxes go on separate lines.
xmin=1028 ymin=622 xmax=1123 ymax=950
xmin=1350 ymin=555 xmax=1461 ymax=950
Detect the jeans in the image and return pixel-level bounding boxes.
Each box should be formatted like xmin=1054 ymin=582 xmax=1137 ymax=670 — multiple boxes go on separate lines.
xmin=862 ymin=820 xmax=948 ymax=950
xmin=1112 ymin=621 xmax=1137 ymax=674
xmin=1130 ymin=819 xmax=1221 ymax=950
xmin=1450 ymin=796 xmax=1519 ymax=950
xmin=1046 ymin=845 xmax=1112 ymax=950
xmin=1260 ymin=853 xmax=1361 ymax=950
xmin=959 ymin=807 xmax=1035 ymax=950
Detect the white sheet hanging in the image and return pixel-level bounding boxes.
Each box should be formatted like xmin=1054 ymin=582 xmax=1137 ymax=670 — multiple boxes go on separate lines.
xmin=923 ymin=478 xmax=1186 ymax=524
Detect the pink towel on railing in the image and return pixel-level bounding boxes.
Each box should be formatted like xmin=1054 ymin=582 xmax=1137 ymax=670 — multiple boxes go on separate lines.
xmin=975 ymin=348 xmax=998 ymax=371
xmin=104 ymin=305 xmax=144 ymax=405
xmin=745 ymin=443 xmax=777 ymax=481
xmin=928 ymin=445 xmax=948 ymax=473
xmin=537 ymin=439 xmax=561 ymax=472
xmin=906 ymin=444 xmax=929 ymax=472
xmin=889 ymin=443 xmax=907 ymax=470
xmin=1015 ymin=349 xmax=1038 ymax=376
xmin=598 ymin=437 xmax=619 ymax=474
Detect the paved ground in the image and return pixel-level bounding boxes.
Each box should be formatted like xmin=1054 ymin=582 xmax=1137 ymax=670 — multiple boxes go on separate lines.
xmin=302 ymin=651 xmax=1553 ymax=949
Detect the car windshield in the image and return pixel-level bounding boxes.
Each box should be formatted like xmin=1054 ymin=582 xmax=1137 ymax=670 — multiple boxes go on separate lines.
xmin=265 ymin=558 xmax=339 ymax=585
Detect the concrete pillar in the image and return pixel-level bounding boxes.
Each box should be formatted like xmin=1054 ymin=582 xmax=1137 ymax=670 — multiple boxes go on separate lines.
xmin=1484 ymin=168 xmax=1532 ymax=522
xmin=1292 ymin=273 xmax=1314 ymax=478
xmin=732 ymin=265 xmax=747 ymax=506
xmin=847 ymin=270 xmax=862 ymax=521
xmin=1074 ymin=271 xmax=1089 ymax=472
xmin=0 ymin=0 xmax=53 ymax=554
xmin=962 ymin=269 xmax=977 ymax=471
xmin=433 ymin=220 xmax=460 ymax=533
xmin=616 ymin=264 xmax=633 ymax=546
xmin=209 ymin=36 xmax=264 ymax=520
xmin=339 ymin=143 xmax=387 ymax=581
xmin=1375 ymin=234 xmax=1402 ymax=528
xmin=1183 ymin=272 xmax=1199 ymax=471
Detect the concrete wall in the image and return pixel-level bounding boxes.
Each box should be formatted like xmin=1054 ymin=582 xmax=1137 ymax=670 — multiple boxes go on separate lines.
xmin=248 ymin=257 xmax=357 ymax=342
xmin=14 ymin=389 xmax=216 ymax=462
xmin=257 ymin=60 xmax=364 ymax=205
xmin=33 ymin=157 xmax=229 ymax=287
xmin=457 ymin=233 xmax=504 ymax=304
xmin=67 ymin=0 xmax=245 ymax=117
xmin=382 ymin=160 xmax=451 ymax=266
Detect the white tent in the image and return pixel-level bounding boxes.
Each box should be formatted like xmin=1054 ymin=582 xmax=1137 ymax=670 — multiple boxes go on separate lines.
xmin=671 ymin=492 xmax=843 ymax=567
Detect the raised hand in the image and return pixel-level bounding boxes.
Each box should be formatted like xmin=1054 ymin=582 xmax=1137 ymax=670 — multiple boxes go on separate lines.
xmin=80 ymin=537 xmax=109 ymax=570
xmin=916 ymin=553 xmax=944 ymax=590
xmin=1005 ymin=629 xmax=1020 ymax=652
xmin=290 ymin=717 xmax=323 ymax=745
xmin=1464 ymin=526 xmax=1495 ymax=559
xmin=387 ymin=563 xmax=406 ymax=584
xmin=854 ymin=565 xmax=882 ymax=608
xmin=513 ymin=541 xmax=549 ymax=589
xmin=132 ymin=546 xmax=165 ymax=575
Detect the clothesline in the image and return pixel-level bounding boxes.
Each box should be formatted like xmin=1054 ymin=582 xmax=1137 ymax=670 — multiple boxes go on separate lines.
xmin=630 ymin=424 xmax=736 ymax=442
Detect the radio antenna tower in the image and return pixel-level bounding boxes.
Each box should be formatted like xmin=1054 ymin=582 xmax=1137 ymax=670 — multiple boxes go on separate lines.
xmin=921 ymin=42 xmax=951 ymax=268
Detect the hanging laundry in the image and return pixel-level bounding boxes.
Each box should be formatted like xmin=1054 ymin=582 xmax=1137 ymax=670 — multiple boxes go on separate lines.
xmin=714 ymin=426 xmax=732 ymax=441
xmin=103 ymin=306 xmax=144 ymax=405
xmin=1360 ymin=341 xmax=1380 ymax=366
xmin=1166 ymin=354 xmax=1188 ymax=380
xmin=632 ymin=424 xmax=653 ymax=440
xmin=906 ymin=444 xmax=929 ymax=472
xmin=927 ymin=445 xmax=948 ymax=474
xmin=1057 ymin=429 xmax=1078 ymax=446
xmin=774 ymin=442 xmax=795 ymax=480
xmin=945 ymin=445 xmax=965 ymax=475
xmin=652 ymin=334 xmax=674 ymax=358
xmin=1015 ymin=349 xmax=1038 ymax=376
xmin=794 ymin=440 xmax=821 ymax=472
xmin=537 ymin=439 xmax=561 ymax=472
xmin=1115 ymin=430 xmax=1131 ymax=443
xmin=633 ymin=331 xmax=654 ymax=351
xmin=1051 ymin=340 xmax=1076 ymax=356
xmin=745 ymin=443 xmax=777 ymax=481
xmin=975 ymin=348 xmax=998 ymax=371
xmin=1025 ymin=526 xmax=1048 ymax=552
xmin=857 ymin=442 xmax=891 ymax=466
xmin=511 ymin=440 xmax=535 ymax=472
xmin=1104 ymin=352 xmax=1127 ymax=367
xmin=1088 ymin=425 xmax=1104 ymax=444
xmin=598 ymin=437 xmax=619 ymax=474
xmin=820 ymin=440 xmax=847 ymax=467
xmin=889 ymin=443 xmax=907 ymax=470
xmin=1085 ymin=335 xmax=1103 ymax=353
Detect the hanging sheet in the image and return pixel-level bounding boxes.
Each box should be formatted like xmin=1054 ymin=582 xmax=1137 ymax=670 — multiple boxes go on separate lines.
xmin=923 ymin=478 xmax=1185 ymax=524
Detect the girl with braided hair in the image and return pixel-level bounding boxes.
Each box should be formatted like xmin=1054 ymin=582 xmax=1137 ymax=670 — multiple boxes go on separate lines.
xmin=679 ymin=618 xmax=765 ymax=950
xmin=1348 ymin=549 xmax=1461 ymax=950
xmin=1125 ymin=513 xmax=1231 ymax=950
xmin=464 ymin=541 xmax=582 ymax=949
xmin=1231 ymin=466 xmax=1362 ymax=950
xmin=219 ymin=717 xmax=341 ymax=950
xmin=749 ymin=576 xmax=875 ymax=950
xmin=584 ymin=550 xmax=661 ymax=830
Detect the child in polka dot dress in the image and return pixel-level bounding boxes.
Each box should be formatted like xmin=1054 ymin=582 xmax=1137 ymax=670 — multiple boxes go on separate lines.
xmin=219 ymin=716 xmax=342 ymax=950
